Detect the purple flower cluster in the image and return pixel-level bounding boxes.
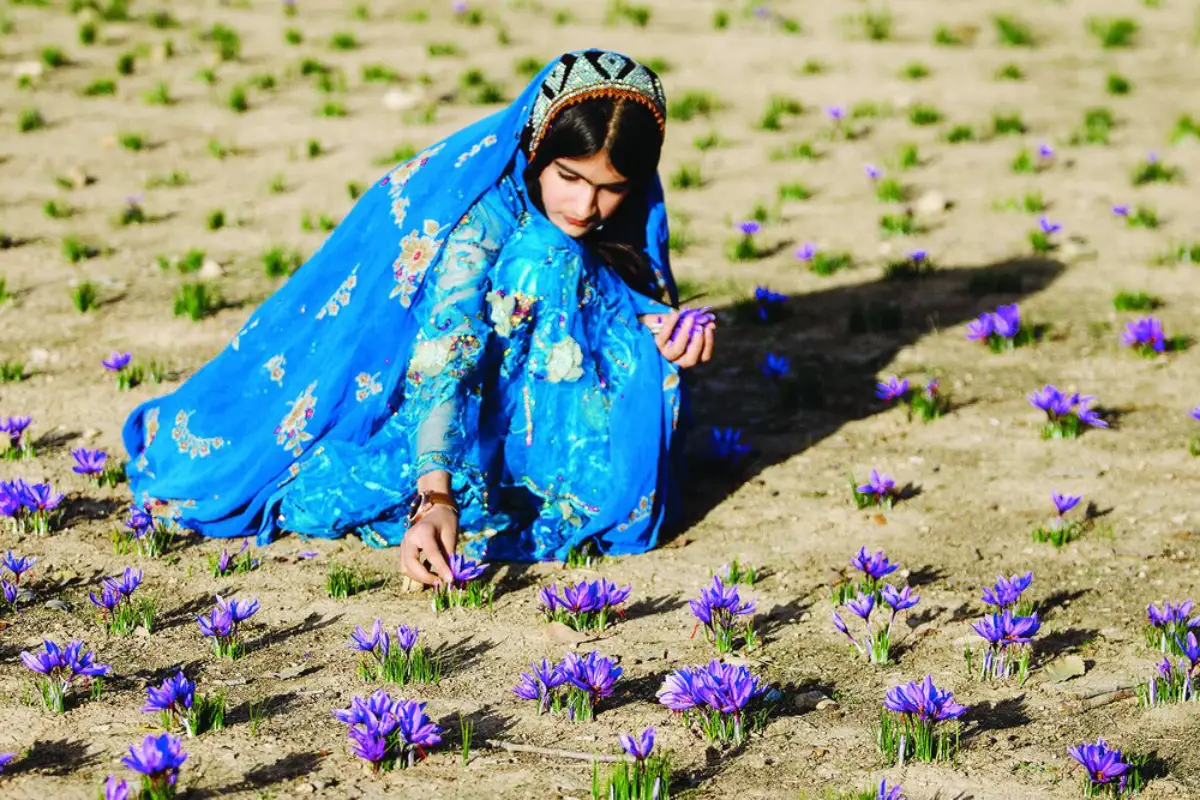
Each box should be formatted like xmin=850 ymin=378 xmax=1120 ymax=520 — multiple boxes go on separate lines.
xmin=20 ymin=638 xmax=110 ymax=712
xmin=851 ymin=546 xmax=899 ymax=583
xmin=656 ymin=660 xmax=769 ymax=743
xmin=1 ymin=550 xmax=35 ymax=611
xmin=1145 ymin=599 xmax=1200 ymax=654
xmin=981 ymin=571 xmax=1033 ymax=611
xmin=213 ymin=539 xmax=259 ymax=576
xmin=753 ymin=286 xmax=787 ymax=323
xmin=973 ymin=610 xmax=1041 ymax=647
xmin=1068 ymin=738 xmax=1132 ymax=794
xmin=875 ymin=376 xmax=910 ymax=403
xmin=142 ymin=672 xmax=196 ymax=733
xmin=539 ymin=578 xmax=631 ymax=631
xmin=0 ymin=415 xmax=33 ymax=453
xmin=832 ymin=584 xmax=919 ymax=664
xmin=619 ymin=727 xmax=655 ymax=761
xmin=1121 ymin=316 xmax=1167 ymax=355
xmin=71 ymin=447 xmax=108 ymax=478
xmin=1027 ymin=384 xmax=1107 ymax=436
xmin=333 ymin=690 xmax=443 ymax=772
xmin=89 ymin=567 xmax=144 ymax=630
xmin=883 ymin=675 xmax=967 ymax=723
xmin=855 ymin=470 xmax=897 ymax=507
xmin=350 ymin=619 xmax=420 ymax=657
xmin=121 ymin=733 xmax=188 ymax=796
xmin=877 ymin=780 xmax=905 ymax=800
xmin=197 ymin=595 xmax=259 ymax=659
xmin=102 ymin=351 xmax=133 ymax=372
xmin=965 ymin=303 xmax=1021 ymax=350
xmin=1143 ymin=655 xmax=1195 ymax=707
xmin=446 ymin=553 xmax=487 ymax=588
xmin=690 ymin=575 xmax=755 ymax=653
xmin=0 ymin=478 xmax=65 ymax=534
xmin=708 ymin=427 xmax=751 ymax=466
xmin=513 ymin=651 xmax=622 ymax=721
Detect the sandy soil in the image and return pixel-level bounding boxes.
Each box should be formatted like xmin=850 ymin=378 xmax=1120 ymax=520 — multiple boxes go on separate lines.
xmin=1 ymin=0 xmax=1199 ymax=798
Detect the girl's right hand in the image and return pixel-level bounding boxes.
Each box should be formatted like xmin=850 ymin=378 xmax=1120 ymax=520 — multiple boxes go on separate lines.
xmin=399 ymin=505 xmax=459 ymax=586
xmin=641 ymin=309 xmax=716 ymax=369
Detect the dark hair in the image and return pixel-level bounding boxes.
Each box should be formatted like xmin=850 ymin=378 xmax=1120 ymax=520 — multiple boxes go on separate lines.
xmin=520 ymin=97 xmax=668 ymax=303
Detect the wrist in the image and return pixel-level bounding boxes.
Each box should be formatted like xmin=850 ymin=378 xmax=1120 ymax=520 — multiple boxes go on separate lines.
xmin=417 ymin=469 xmax=451 ymax=494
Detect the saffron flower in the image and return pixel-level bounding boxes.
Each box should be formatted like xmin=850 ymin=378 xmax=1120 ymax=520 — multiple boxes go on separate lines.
xmin=2 ymin=550 xmax=37 ymax=583
xmin=1 ymin=479 xmax=64 ymax=534
xmin=351 ymin=620 xmax=437 ymax=684
xmin=539 ymin=578 xmax=631 ymax=631
xmin=1038 ymin=216 xmax=1061 ymax=234
xmin=71 ymin=447 xmax=107 ymax=478
xmin=104 ymin=776 xmax=130 ymax=800
xmin=851 ymin=546 xmax=899 ymax=585
xmin=1145 ymin=600 xmax=1200 ymax=656
xmin=142 ymin=671 xmax=205 ymax=735
xmin=0 ymin=415 xmax=33 ymax=455
xmin=1121 ymin=316 xmax=1167 ymax=355
xmin=759 ymin=353 xmax=790 ymax=380
xmin=619 ymin=727 xmax=655 ymax=762
xmin=834 ymin=581 xmax=919 ymax=664
xmin=103 ymin=351 xmax=133 ymax=372
xmin=1029 ymin=216 xmax=1061 ymax=253
xmin=971 ymin=610 xmax=1041 ymax=681
xmin=1137 ymin=655 xmax=1195 ymax=708
xmin=512 ymin=658 xmax=566 ymax=714
xmin=561 ymin=651 xmax=623 ymax=717
xmin=854 ymin=470 xmax=897 ymax=509
xmin=0 ymin=752 xmax=15 ymax=772
xmin=20 ymin=638 xmax=110 ymax=712
xmin=1068 ymin=739 xmax=1133 ymax=795
xmin=794 ymin=242 xmax=817 ymax=261
xmin=965 ymin=304 xmax=1024 ymax=351
xmin=875 ymin=376 xmax=910 ymax=403
xmin=877 ymin=781 xmax=905 ymax=800
xmin=333 ymin=690 xmax=443 ymax=772
xmin=122 ymin=733 xmax=187 ymax=797
xmin=432 ymin=554 xmax=491 ymax=611
xmin=657 ymin=660 xmax=770 ymax=745
xmin=826 ymin=105 xmax=845 ymax=122
xmin=197 ymin=596 xmax=258 ymax=659
xmin=1052 ymin=492 xmax=1082 ymax=516
xmin=1038 ymin=143 xmax=1054 ymax=160
xmin=1034 ymin=492 xmax=1087 ymax=546
xmin=210 ymin=539 xmax=258 ymax=577
xmin=878 ymin=675 xmax=965 ymax=764
xmin=1027 ymin=384 xmax=1107 ymax=439
xmin=865 ymin=164 xmax=881 ymax=180
xmin=708 ymin=427 xmax=751 ymax=466
xmin=981 ymin=572 xmax=1033 ymax=612
xmin=753 ymin=286 xmax=787 ymax=323
xmin=689 ymin=575 xmax=756 ymax=653
xmin=736 ymin=220 xmax=761 ymax=236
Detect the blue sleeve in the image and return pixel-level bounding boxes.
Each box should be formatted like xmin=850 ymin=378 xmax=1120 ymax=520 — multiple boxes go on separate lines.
xmin=401 ymin=198 xmax=508 ymax=478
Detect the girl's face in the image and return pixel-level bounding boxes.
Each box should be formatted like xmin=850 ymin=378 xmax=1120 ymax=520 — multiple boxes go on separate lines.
xmin=537 ymin=150 xmax=631 ymax=238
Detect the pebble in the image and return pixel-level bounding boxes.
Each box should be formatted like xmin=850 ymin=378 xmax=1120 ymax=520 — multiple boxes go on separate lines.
xmin=44 ymin=599 xmax=70 ymax=612
xmin=199 ymin=259 xmax=225 ymax=279
xmin=913 ymin=190 xmax=948 ymax=217
xmin=382 ymin=88 xmax=422 ymax=111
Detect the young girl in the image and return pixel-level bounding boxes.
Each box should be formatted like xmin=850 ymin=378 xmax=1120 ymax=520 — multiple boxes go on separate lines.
xmin=121 ymin=50 xmax=715 ymax=586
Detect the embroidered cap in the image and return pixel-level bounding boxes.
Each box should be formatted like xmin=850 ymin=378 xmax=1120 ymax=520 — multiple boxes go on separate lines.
xmin=527 ymin=50 xmax=667 ymax=157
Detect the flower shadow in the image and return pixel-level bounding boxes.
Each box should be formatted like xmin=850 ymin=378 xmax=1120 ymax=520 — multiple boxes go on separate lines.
xmin=437 ymin=635 xmax=494 ymax=675
xmin=452 ymin=704 xmax=517 ymax=744
xmin=755 ymin=597 xmax=814 ymax=643
xmin=248 ymin=611 xmax=344 ymax=653
xmin=191 ymin=750 xmax=326 ymax=796
xmin=623 ymin=593 xmax=686 ymax=622
xmin=965 ymin=693 xmax=1031 ymax=733
xmin=1038 ymin=627 xmax=1100 ymax=661
xmin=157 ymin=592 xmax=234 ymax=632
xmin=605 ymin=671 xmax=663 ymax=712
xmin=14 ymin=738 xmax=99 ymax=775
xmin=1037 ymin=588 xmax=1089 ymax=621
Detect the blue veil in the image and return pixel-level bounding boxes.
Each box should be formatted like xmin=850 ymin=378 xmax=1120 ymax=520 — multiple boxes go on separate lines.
xmin=122 ymin=50 xmax=686 ymax=554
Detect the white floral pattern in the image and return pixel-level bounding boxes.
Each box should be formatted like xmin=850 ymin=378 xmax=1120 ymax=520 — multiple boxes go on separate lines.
xmin=275 ymin=381 xmax=318 ymax=457
xmin=264 ymin=354 xmax=286 ymax=386
xmin=355 ymin=371 xmax=382 ymax=402
xmin=316 ymin=265 xmax=358 ymax=320
xmin=171 ymin=410 xmax=226 ymax=458
xmin=455 ymin=133 xmax=499 ymax=168
xmin=408 ymin=337 xmax=456 ymax=382
xmin=544 ymin=336 xmax=584 ymax=383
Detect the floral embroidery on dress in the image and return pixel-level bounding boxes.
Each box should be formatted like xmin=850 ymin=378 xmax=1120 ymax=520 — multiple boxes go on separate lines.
xmin=544 ymin=336 xmax=585 ymax=383
xmin=454 ymin=133 xmax=499 ymax=168
xmin=391 ymin=196 xmax=410 ymax=228
xmin=275 ymin=380 xmax=318 ymax=457
xmin=663 ymin=372 xmax=680 ymax=391
xmin=389 ymin=220 xmax=446 ymax=308
xmin=386 ymin=143 xmax=445 ymax=192
xmin=264 ymin=354 xmax=286 ymax=386
xmin=485 ymin=289 xmax=536 ymax=337
xmin=316 ymin=266 xmax=358 ymax=319
xmin=171 ymin=410 xmax=227 ymax=458
xmin=139 ymin=493 xmax=197 ymax=527
xmin=355 ymin=371 xmax=382 ymax=401
xmin=616 ymin=490 xmax=656 ymax=532
xmin=230 ymin=318 xmax=259 ymax=351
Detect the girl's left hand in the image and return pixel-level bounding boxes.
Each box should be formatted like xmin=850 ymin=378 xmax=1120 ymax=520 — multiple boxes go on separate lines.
xmin=640 ymin=309 xmax=716 ymax=369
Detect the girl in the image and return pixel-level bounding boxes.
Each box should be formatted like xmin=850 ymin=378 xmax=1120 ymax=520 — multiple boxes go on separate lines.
xmin=122 ymin=50 xmax=715 ymax=586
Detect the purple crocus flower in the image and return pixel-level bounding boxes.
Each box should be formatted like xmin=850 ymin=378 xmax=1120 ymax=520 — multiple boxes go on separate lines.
xmin=1146 ymin=600 xmax=1199 ymax=630
xmin=333 ymin=689 xmax=395 ymax=728
xmin=754 ymin=286 xmax=787 ymax=322
xmin=694 ymin=659 xmax=764 ymax=714
xmin=2 ymin=579 xmax=17 ymax=606
xmin=965 ymin=313 xmax=995 ymax=342
xmin=125 ymin=505 xmax=155 ymax=538
xmin=709 ymin=427 xmax=751 ymax=463
xmin=20 ymin=640 xmax=65 ymax=675
xmin=0 ymin=415 xmax=32 ymax=448
xmin=1121 ymin=317 xmax=1166 ymax=353
xmin=826 ymin=105 xmax=845 ymax=122
xmin=216 ymin=595 xmax=259 ymax=623
xmin=846 ymin=591 xmax=875 ymax=621
xmin=882 ymin=584 xmax=920 ymax=612
xmin=884 ymin=675 xmax=967 ymax=722
xmin=737 ymin=220 xmax=761 ymax=236
xmin=1038 ymin=216 xmax=1061 ymax=234
xmin=865 ymin=164 xmax=881 ymax=180
xmin=760 ymin=353 xmax=790 ymax=379
xmin=63 ymin=639 xmax=109 ymax=677
xmin=71 ymin=447 xmax=107 ymax=476
xmin=89 ymin=586 xmax=122 ymax=613
xmin=537 ymin=585 xmax=559 ymax=614
xmin=851 ymin=546 xmax=899 ymax=580
xmin=992 ymin=304 xmax=1020 ymax=338
xmin=619 ymin=727 xmax=655 ymax=761
xmin=856 ymin=470 xmax=896 ymax=501
xmin=877 ymin=780 xmax=906 ymax=800
xmin=0 ymin=752 xmax=16 ymax=773
xmin=875 ymin=376 xmax=910 ymax=403
xmin=2 ymin=550 xmax=37 ymax=582
xmin=104 ymin=776 xmax=130 ymax=800
xmin=1075 ymin=397 xmax=1108 ymax=429
xmin=563 ymin=651 xmax=623 ymax=702
xmin=104 ymin=567 xmax=143 ymax=598
xmin=513 ymin=658 xmax=566 ymax=713
xmin=1112 ymin=204 xmax=1130 ymax=218
xmin=1068 ymin=738 xmax=1131 ymax=790
xmin=393 ymin=698 xmax=443 ymax=753
xmin=394 ymin=624 xmax=419 ymax=653
xmin=599 ymin=578 xmax=632 ymax=608
xmin=102 ymin=351 xmax=133 ymax=372
xmin=1052 ymin=492 xmax=1082 ymax=516
xmin=1037 ymin=143 xmax=1054 ymax=160
xmin=447 ymin=554 xmax=487 ymax=587
xmin=981 ymin=572 xmax=1033 ymax=609
xmin=973 ymin=612 xmax=1006 ymax=644
xmin=197 ymin=607 xmax=234 ymax=639
xmin=1188 ymin=406 xmax=1200 ymax=422
xmin=121 ymin=733 xmax=187 ymax=789
xmin=21 ymin=482 xmax=64 ymax=512
xmin=908 ymin=250 xmax=927 ymax=263
xmin=349 ymin=620 xmax=383 ymax=652
xmin=559 ymin=580 xmax=601 ymax=614
xmin=347 ymin=727 xmax=388 ymax=769
xmin=142 ymin=671 xmax=195 ymax=718
xmin=1000 ymin=611 xmax=1041 ymax=645
xmin=656 ymin=667 xmax=703 ymax=711
xmin=794 ymin=243 xmax=817 ymax=261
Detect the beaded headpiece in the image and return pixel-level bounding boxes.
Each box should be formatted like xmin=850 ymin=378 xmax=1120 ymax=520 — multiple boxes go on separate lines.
xmin=527 ymin=50 xmax=667 ymax=157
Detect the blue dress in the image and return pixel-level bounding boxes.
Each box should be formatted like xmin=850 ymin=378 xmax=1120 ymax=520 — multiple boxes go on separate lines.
xmin=122 ymin=51 xmax=689 ymax=562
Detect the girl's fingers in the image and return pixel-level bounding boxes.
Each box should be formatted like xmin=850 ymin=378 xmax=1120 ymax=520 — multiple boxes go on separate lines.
xmin=699 ymin=325 xmax=715 ymax=363
xmin=653 ymin=310 xmax=681 ymax=349
xmin=663 ymin=314 xmax=696 ymax=361
xmin=400 ymin=533 xmax=439 ymax=586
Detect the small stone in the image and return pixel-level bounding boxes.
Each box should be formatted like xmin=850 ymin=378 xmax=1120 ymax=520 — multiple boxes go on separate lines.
xmin=81 ymin=428 xmax=101 ymax=440
xmin=13 ymin=61 xmax=44 ymax=80
xmin=199 ymin=259 xmax=225 ymax=279
xmin=913 ymin=190 xmax=948 ymax=218
xmin=294 ymin=782 xmax=315 ymax=794
xmin=382 ymin=88 xmax=422 ymax=111
xmin=44 ymin=599 xmax=70 ymax=611
xmin=815 ymin=699 xmax=839 ymax=711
